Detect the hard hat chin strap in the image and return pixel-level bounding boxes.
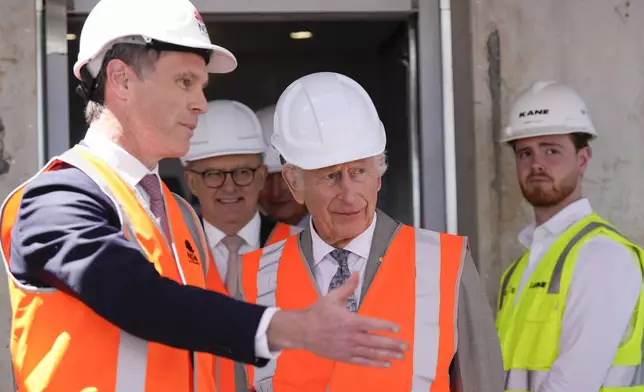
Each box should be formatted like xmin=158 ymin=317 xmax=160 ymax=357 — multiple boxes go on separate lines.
xmin=75 ymin=38 xmax=211 ymax=105
xmin=75 ymin=66 xmax=98 ymax=105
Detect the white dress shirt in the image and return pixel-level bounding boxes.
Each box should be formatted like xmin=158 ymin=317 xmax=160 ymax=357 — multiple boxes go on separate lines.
xmin=82 ymin=129 xmax=277 ymax=359
xmin=84 ymin=129 xmax=158 ymax=203
xmin=310 ymin=214 xmax=377 ymax=305
xmin=515 ymin=198 xmax=642 ymax=392
xmin=203 ymin=212 xmax=261 ymax=279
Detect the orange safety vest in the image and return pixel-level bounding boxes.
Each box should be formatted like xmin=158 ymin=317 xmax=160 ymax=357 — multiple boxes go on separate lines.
xmin=0 ymin=145 xmax=216 ymax=392
xmin=240 ymin=223 xmax=466 ymax=392
xmin=205 ymin=221 xmax=300 ymax=392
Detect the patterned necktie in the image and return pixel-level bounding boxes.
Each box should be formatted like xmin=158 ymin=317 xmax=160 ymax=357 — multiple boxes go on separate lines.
xmin=328 ymin=248 xmax=358 ymax=312
xmin=222 ymin=235 xmax=244 ymax=297
xmin=139 ymin=174 xmax=170 ymax=241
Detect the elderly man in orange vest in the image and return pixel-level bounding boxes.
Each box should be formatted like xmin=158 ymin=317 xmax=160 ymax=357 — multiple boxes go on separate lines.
xmin=240 ymin=72 xmax=504 ymax=392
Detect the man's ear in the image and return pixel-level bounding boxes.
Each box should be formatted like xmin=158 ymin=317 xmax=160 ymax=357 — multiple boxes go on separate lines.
xmin=105 ymin=59 xmax=133 ymax=101
xmin=184 ymin=168 xmax=199 ymax=196
xmin=578 ymin=146 xmax=592 ymax=176
xmin=282 ymin=167 xmax=305 ymax=205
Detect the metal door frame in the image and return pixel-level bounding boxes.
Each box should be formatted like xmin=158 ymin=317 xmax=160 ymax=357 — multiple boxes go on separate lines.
xmin=416 ymin=0 xmax=447 ymax=232
xmin=39 ymin=0 xmax=70 ymax=164
xmin=69 ymin=0 xmax=415 ymax=14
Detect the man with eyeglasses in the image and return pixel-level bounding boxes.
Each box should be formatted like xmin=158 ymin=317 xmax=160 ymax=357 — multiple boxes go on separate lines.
xmin=181 ymin=99 xmax=300 ymax=392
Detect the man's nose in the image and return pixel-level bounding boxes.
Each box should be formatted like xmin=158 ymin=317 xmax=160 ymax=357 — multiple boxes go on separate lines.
xmin=270 ymin=177 xmax=283 ymax=197
xmin=220 ymin=174 xmax=237 ymax=192
xmin=192 ymin=90 xmax=208 ymax=114
xmin=338 ymin=176 xmax=358 ymax=203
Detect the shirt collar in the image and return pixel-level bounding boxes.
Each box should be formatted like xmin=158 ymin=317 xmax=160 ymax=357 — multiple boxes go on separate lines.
xmin=296 ymin=214 xmax=311 ymax=228
xmin=518 ymin=198 xmax=593 ymax=248
xmin=203 ymin=211 xmax=261 ymax=250
xmin=310 ymin=213 xmax=378 ymax=267
xmin=82 ymin=128 xmax=159 ymax=188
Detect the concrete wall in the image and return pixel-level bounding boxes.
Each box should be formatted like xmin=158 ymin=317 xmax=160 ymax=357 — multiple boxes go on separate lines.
xmin=0 ymin=0 xmax=39 ymax=389
xmin=467 ymin=0 xmax=644 ymax=307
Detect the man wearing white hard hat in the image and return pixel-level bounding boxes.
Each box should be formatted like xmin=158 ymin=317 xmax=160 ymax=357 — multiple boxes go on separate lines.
xmin=256 ymin=104 xmax=310 ymax=228
xmin=182 ymin=99 xmax=301 ymax=392
xmin=496 ymin=81 xmax=644 ymax=391
xmin=240 ymin=72 xmax=504 ymax=391
xmin=0 ymin=0 xmax=407 ymax=390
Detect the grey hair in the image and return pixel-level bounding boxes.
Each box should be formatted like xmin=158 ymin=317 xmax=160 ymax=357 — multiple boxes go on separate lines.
xmin=84 ymin=43 xmax=161 ymax=125
xmin=283 ymin=152 xmax=388 ymax=189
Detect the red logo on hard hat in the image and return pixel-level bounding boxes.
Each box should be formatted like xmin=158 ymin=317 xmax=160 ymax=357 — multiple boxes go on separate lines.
xmin=194 ymin=9 xmax=208 ymax=36
xmin=194 ymin=9 xmax=204 ymax=23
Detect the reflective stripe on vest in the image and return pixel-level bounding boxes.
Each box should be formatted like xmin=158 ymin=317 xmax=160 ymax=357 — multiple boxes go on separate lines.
xmin=497 ymin=216 xmax=644 ymax=391
xmin=265 ymin=222 xmax=302 ymax=247
xmin=0 ymin=145 xmax=215 ymax=392
xmin=244 ymin=225 xmax=465 ymax=391
xmin=500 ymin=221 xmax=623 ymax=302
xmin=203 ymin=222 xmax=298 ymax=392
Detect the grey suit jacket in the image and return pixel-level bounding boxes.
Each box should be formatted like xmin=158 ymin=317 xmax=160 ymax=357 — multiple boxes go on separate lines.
xmin=451 ymin=248 xmax=505 ymax=392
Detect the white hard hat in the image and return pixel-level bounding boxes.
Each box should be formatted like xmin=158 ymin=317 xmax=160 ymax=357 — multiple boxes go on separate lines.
xmin=181 ymin=100 xmax=266 ymax=166
xmin=273 ymin=72 xmax=386 ymax=170
xmin=256 ymin=105 xmax=282 ymax=174
xmin=501 ymin=80 xmax=597 ymax=144
xmin=73 ymin=0 xmax=237 ymax=81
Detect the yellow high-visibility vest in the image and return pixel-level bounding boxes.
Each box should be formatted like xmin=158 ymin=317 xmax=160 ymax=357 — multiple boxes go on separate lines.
xmin=496 ymin=213 xmax=644 ymax=392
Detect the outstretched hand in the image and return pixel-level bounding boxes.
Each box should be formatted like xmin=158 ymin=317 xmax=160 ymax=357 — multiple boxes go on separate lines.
xmin=267 ymin=273 xmax=408 ymax=367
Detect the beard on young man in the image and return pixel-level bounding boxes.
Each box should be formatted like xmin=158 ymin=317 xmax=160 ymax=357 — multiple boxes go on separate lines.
xmin=520 ymin=169 xmax=578 ymax=208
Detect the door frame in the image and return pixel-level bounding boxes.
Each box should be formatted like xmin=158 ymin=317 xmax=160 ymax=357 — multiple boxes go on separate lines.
xmin=69 ymin=0 xmax=415 ymax=14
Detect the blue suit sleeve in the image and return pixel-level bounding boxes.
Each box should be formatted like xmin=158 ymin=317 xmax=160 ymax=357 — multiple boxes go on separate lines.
xmin=10 ymin=167 xmax=269 ymax=366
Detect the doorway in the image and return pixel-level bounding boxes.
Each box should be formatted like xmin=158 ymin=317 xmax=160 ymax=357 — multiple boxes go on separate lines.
xmin=66 ymin=17 xmax=417 ymax=225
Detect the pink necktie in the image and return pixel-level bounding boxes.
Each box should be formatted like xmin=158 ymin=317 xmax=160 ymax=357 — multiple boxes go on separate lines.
xmin=139 ymin=174 xmax=171 ymax=240
xmin=222 ymin=235 xmax=244 ymax=297
xmin=221 ymin=235 xmax=251 ymax=391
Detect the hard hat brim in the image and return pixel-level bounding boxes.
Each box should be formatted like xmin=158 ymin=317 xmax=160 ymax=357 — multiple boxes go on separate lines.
xmin=281 ymin=142 xmax=386 ymax=171
xmin=73 ymin=35 xmax=237 ymax=81
xmin=266 ymin=165 xmax=283 ymax=174
xmin=180 ymin=148 xmax=264 ymax=167
xmin=276 ymin=124 xmax=386 ymax=170
xmin=500 ymin=126 xmax=598 ymax=144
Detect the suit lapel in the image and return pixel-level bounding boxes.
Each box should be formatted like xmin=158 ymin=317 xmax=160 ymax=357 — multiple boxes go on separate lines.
xmin=360 ymin=210 xmax=401 ymax=303
xmin=259 ymin=214 xmax=278 ymax=247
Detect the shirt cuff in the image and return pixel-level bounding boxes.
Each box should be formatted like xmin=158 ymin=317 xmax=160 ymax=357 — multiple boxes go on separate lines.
xmin=254 ymin=307 xmax=282 ymax=359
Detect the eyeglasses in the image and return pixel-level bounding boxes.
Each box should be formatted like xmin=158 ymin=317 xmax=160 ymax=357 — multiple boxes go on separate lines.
xmin=189 ymin=166 xmax=262 ymax=189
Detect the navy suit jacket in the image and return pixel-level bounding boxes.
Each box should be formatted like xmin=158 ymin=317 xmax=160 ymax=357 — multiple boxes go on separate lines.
xmin=9 ymin=166 xmax=269 ymax=366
